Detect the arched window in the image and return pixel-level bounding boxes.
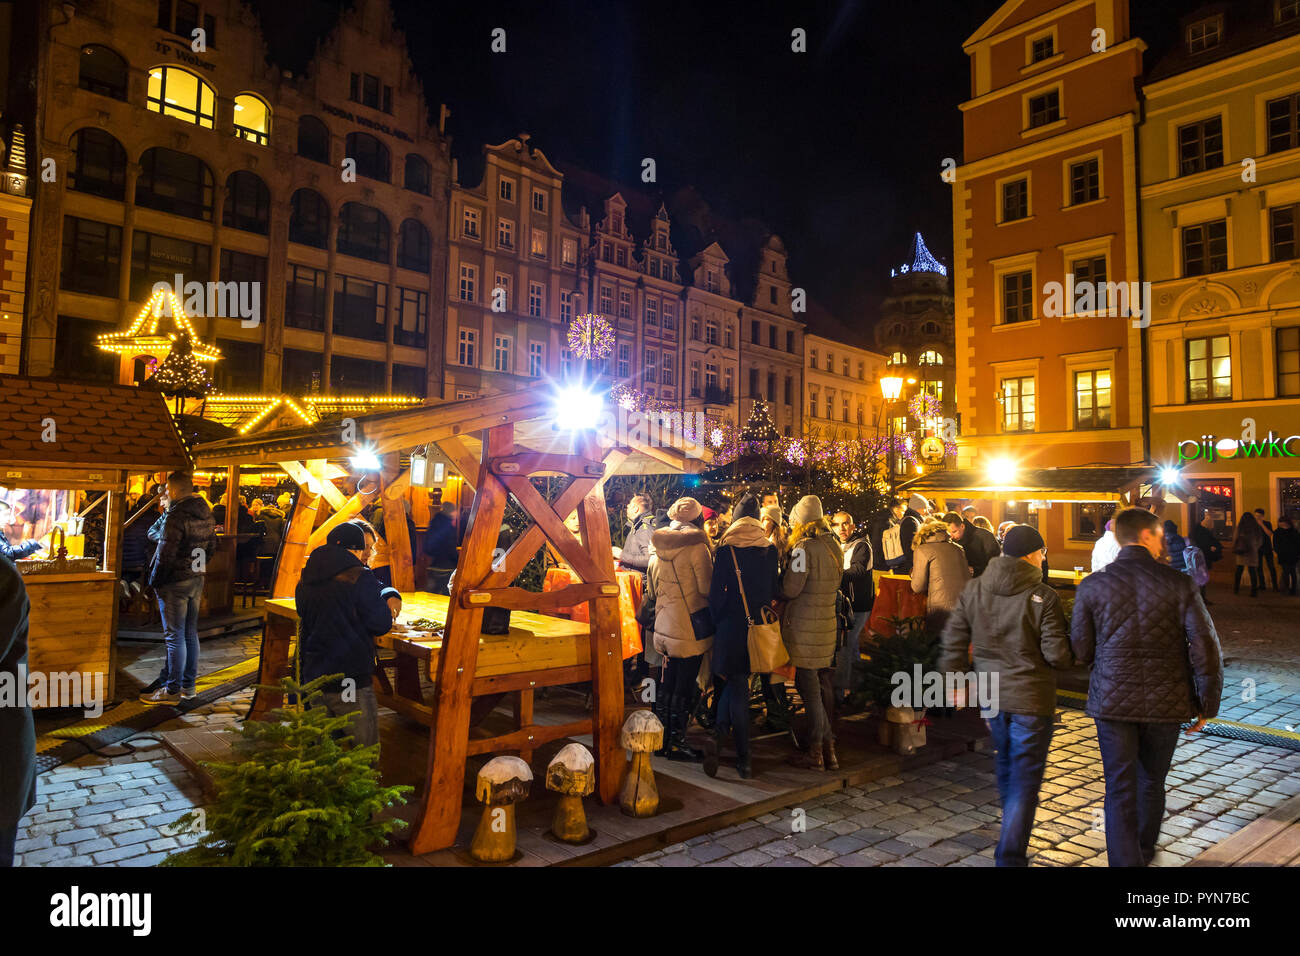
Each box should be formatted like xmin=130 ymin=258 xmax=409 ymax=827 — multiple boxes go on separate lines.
xmin=136 ymin=147 xmax=214 ymax=220
xmin=337 ymin=202 xmax=390 ymax=263
xmin=146 ymin=66 xmax=215 ymax=128
xmin=232 ymin=93 xmax=270 ymax=146
xmin=888 ymin=351 xmax=908 ymax=366
xmin=223 ymin=171 xmax=270 ymax=234
xmin=79 ymin=45 xmax=127 ymax=100
xmin=919 ymin=349 xmax=944 ymax=365
xmin=344 ymin=132 xmax=390 ymax=182
xmin=890 ymin=323 xmax=905 ymax=338
xmin=297 ymin=115 xmax=330 ymax=163
xmin=289 ymin=189 xmax=329 ymax=248
xmin=70 ymin=128 xmax=127 ymax=200
xmin=404 ymin=154 xmax=431 ymax=194
xmin=397 ymin=219 xmax=430 ymax=272
xmin=921 ymin=321 xmax=941 ymax=335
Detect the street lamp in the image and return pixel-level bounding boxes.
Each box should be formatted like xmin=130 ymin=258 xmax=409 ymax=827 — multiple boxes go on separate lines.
xmin=880 ymin=374 xmax=904 ymax=494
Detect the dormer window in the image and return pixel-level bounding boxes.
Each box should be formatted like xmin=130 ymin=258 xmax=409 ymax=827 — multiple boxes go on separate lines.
xmin=1030 ymin=34 xmax=1054 ymax=63
xmin=1187 ymin=16 xmax=1222 ymax=54
xmin=706 ymin=269 xmax=717 ymax=292
xmin=612 ymin=213 xmax=623 ymax=234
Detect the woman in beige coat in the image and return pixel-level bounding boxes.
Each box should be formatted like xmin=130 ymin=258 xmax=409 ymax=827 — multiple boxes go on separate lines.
xmin=910 ymin=518 xmax=972 ymax=634
xmin=646 ymin=497 xmax=714 ymax=760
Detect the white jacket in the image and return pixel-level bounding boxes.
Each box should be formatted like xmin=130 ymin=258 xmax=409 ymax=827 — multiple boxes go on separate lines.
xmin=1091 ymin=531 xmax=1120 ymax=572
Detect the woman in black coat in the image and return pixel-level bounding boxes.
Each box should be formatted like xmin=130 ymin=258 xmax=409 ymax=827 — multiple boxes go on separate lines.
xmin=703 ymin=494 xmax=778 ymax=780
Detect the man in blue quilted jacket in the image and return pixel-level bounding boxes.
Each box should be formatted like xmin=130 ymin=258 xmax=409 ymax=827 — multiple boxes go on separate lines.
xmin=1070 ymin=507 xmax=1223 ymax=867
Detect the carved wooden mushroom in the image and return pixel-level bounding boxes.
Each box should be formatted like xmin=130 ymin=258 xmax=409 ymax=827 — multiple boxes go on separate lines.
xmin=470 ymin=755 xmax=533 ymax=863
xmin=620 ymin=709 xmax=664 ymax=817
xmin=545 ymin=743 xmax=595 ymax=843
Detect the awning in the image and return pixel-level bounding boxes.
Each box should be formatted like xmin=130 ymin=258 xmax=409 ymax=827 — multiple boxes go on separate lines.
xmin=897 ymin=465 xmax=1161 ymax=503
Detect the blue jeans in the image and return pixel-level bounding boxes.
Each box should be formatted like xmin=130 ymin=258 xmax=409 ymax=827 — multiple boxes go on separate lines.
xmin=1094 ymin=719 xmax=1180 ymax=867
xmin=157 ymin=576 xmax=204 ymax=693
xmin=987 ymin=712 xmax=1054 ymax=866
xmin=834 ymin=611 xmax=870 ymax=693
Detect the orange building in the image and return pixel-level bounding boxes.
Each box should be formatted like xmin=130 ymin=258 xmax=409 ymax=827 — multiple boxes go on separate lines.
xmin=936 ymin=0 xmax=1150 ymax=567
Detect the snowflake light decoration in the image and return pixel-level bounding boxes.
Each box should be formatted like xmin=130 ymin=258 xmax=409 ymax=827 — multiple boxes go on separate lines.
xmin=567 ymin=313 xmax=615 ymax=359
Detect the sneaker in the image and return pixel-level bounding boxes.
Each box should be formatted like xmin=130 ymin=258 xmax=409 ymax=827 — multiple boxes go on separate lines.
xmin=141 ymin=688 xmax=181 ymax=704
xmin=180 ymin=686 xmax=198 ymax=699
xmin=139 ymin=676 xmax=165 ymax=695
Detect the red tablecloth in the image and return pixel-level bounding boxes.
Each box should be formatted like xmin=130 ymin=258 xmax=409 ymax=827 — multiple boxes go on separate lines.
xmin=543 ymin=567 xmax=643 ymax=659
xmin=867 ymin=573 xmax=928 ymax=640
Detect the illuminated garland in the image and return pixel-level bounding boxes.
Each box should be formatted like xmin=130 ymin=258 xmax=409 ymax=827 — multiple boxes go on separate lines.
xmin=567 ymin=313 xmax=615 ymax=359
xmin=908 ymin=393 xmax=942 ymax=422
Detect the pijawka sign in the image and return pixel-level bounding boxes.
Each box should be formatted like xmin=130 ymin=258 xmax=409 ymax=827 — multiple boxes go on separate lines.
xmin=1178 ymin=433 xmax=1300 ymax=463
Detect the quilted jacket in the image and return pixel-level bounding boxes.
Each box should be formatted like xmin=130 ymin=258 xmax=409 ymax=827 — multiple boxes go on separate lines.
xmin=1070 ymin=546 xmax=1223 ymax=723
xmin=646 ymin=523 xmax=714 ymax=658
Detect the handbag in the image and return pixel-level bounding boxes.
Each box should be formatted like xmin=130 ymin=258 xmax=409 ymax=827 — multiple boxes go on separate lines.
xmin=733 ymin=548 xmax=789 ymax=673
xmin=668 ymin=555 xmax=716 ymax=640
xmin=635 ymin=591 xmax=656 ymax=628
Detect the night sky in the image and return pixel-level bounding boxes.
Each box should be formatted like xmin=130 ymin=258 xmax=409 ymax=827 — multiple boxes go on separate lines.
xmin=253 ymin=0 xmax=1207 ymax=334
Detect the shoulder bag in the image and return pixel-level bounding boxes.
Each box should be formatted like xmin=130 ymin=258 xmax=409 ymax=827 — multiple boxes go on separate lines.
xmin=668 ymin=553 xmax=715 ymax=640
xmin=733 ymin=547 xmax=788 ymax=673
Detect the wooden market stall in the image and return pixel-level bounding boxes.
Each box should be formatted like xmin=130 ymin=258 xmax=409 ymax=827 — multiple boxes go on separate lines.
xmin=0 ymin=375 xmax=191 ymax=703
xmin=192 ymin=390 xmax=707 ymax=854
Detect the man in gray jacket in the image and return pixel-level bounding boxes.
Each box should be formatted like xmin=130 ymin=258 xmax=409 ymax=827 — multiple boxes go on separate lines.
xmin=940 ymin=525 xmax=1073 ymax=866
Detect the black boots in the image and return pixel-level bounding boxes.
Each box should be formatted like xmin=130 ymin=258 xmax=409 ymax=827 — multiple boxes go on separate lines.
xmin=663 ymin=694 xmax=703 ymax=761
xmin=702 ymin=730 xmax=720 ymax=777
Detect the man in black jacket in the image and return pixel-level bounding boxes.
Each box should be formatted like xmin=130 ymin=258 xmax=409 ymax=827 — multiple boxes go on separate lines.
xmin=1254 ymin=508 xmax=1279 ymax=592
xmin=944 ymin=511 xmax=1001 ymax=577
xmin=831 ymin=511 xmax=873 ymax=703
xmin=1070 ymin=507 xmax=1223 ymax=867
xmin=0 ymin=554 xmax=34 ymax=867
xmin=897 ymin=494 xmax=927 ymax=573
xmin=940 ymin=525 xmax=1073 ymax=866
xmin=297 ymin=522 xmax=401 ymax=748
xmin=616 ymin=494 xmax=656 ymax=579
xmin=142 ymin=472 xmax=217 ymax=704
xmin=1189 ymin=513 xmax=1222 ymax=602
xmin=422 ymin=501 xmax=459 ymax=594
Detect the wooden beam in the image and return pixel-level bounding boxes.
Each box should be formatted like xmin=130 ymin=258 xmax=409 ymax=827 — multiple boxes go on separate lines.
xmin=483 ymin=474 xmax=598 ymax=588
xmin=435 ymin=435 xmax=481 ymax=491
xmin=459 ymin=582 xmax=618 ymax=611
xmin=279 ymin=460 xmax=347 ymax=511
xmin=272 ymin=490 xmax=320 ymax=599
xmin=306 ymin=491 xmax=369 ymax=552
xmin=223 ymin=466 xmax=240 ymax=536
xmin=381 ymin=455 xmax=415 ymax=592
xmin=500 ymin=474 xmax=606 ymax=584
xmin=464 ymin=719 xmax=591 ymax=757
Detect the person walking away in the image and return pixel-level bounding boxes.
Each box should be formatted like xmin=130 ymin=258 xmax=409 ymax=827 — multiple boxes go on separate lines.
xmin=142 ymin=472 xmax=217 ymax=703
xmin=1254 ymin=509 xmax=1279 ymax=591
xmin=831 ymin=511 xmax=874 ymax=707
xmin=896 ymin=494 xmax=926 ymax=574
xmin=1232 ymin=512 xmax=1265 ymax=597
xmin=296 ymin=522 xmax=401 ymax=748
xmin=910 ymin=518 xmax=972 ymax=635
xmin=0 ymin=554 xmax=34 ymax=867
xmin=944 ymin=510 xmax=1000 ymax=577
xmin=1190 ymin=514 xmax=1223 ymax=604
xmin=1091 ymin=519 xmax=1120 ymax=573
xmin=704 ymin=494 xmax=777 ymax=779
xmin=780 ymin=495 xmax=842 ymax=770
xmin=939 ymin=524 xmax=1072 ymax=866
xmin=1274 ymin=517 xmax=1300 ymax=596
xmin=422 ymin=501 xmax=460 ymax=595
xmin=1070 ymin=507 xmax=1222 ymax=867
xmin=645 ymin=497 xmax=714 ymax=760
xmin=1163 ymin=520 xmax=1188 ymax=573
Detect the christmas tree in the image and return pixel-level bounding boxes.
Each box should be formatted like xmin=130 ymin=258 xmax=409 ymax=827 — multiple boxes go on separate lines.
xmin=740 ymin=399 xmax=780 ymax=443
xmin=161 ymin=675 xmax=412 ymax=867
xmin=142 ymin=332 xmax=215 ymax=399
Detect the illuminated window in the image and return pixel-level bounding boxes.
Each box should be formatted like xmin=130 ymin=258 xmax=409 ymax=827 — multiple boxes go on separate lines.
xmin=888 ymin=351 xmax=907 ymax=365
xmin=1001 ymin=377 xmax=1035 ymax=432
xmin=147 ymin=66 xmax=215 ymax=128
xmin=1073 ymin=369 xmax=1112 ymax=429
xmin=232 ymin=93 xmax=270 ymax=146
xmin=923 ymin=380 xmax=944 ymax=401
xmin=1187 ymin=336 xmax=1231 ymax=402
xmin=1277 ymin=327 xmax=1300 ymax=397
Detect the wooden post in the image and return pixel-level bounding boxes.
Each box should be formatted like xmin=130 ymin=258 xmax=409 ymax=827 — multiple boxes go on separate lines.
xmin=409 ymin=422 xmax=513 ymax=855
xmin=381 ymin=453 xmax=415 ymax=592
xmin=104 ymin=484 xmax=125 ymax=702
xmin=272 ymin=489 xmax=320 ymax=599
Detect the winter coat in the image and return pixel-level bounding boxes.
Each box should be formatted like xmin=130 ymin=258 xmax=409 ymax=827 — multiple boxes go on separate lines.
xmin=422 ymin=512 xmax=459 ymax=570
xmin=1091 ymin=531 xmax=1120 ymax=572
xmin=910 ymin=523 xmax=971 ymax=616
xmin=0 ymin=531 xmax=40 ymax=562
xmin=619 ymin=511 xmax=656 ymax=576
xmin=120 ymin=514 xmax=155 ymax=570
xmin=1274 ymin=526 xmax=1300 ymax=565
xmin=779 ymin=525 xmax=842 ymax=669
xmin=0 ymin=554 xmax=35 ymax=829
xmin=1232 ymin=523 xmax=1264 ymax=563
xmin=707 ymin=518 xmax=779 ymax=676
xmin=234 ymin=504 xmax=261 ymax=563
xmin=1070 ymin=545 xmax=1223 ymax=723
xmin=839 ymin=533 xmax=874 ymax=612
xmin=1165 ymin=530 xmax=1188 ymax=573
xmin=896 ymin=508 xmax=924 ymax=572
xmin=295 ymin=543 xmax=400 ymax=693
xmin=959 ymin=520 xmax=1001 ymax=576
xmin=147 ymin=494 xmax=217 ymax=590
xmin=938 ymin=555 xmax=1073 ymax=717
xmin=1191 ymin=524 xmax=1223 ymax=565
xmin=646 ymin=523 xmax=714 ymax=658
xmin=257 ymin=506 xmax=287 ymax=557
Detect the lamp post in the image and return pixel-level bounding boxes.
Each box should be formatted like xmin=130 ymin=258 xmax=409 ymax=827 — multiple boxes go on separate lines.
xmin=880 ymin=374 xmax=904 ymax=495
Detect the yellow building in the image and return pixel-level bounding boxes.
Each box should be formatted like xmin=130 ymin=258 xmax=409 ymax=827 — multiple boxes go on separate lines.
xmin=802 ymin=329 xmax=888 ymax=443
xmin=1142 ymin=3 xmax=1300 ymax=535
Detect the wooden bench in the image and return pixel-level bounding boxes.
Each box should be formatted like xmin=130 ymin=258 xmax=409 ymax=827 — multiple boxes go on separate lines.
xmin=1188 ymin=793 xmax=1300 ymax=866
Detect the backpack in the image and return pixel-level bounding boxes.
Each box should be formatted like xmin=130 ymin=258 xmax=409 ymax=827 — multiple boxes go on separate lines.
xmin=1183 ymin=544 xmax=1210 ymax=588
xmin=881 ymin=522 xmax=904 ymax=566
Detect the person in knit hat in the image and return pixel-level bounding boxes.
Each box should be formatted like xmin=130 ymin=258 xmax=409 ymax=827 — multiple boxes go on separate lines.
xmin=780 ymin=494 xmax=844 ymax=770
xmin=896 ymin=493 xmax=927 ymax=574
xmin=645 ymin=496 xmax=713 ymax=760
xmin=701 ymin=506 xmax=722 ymax=549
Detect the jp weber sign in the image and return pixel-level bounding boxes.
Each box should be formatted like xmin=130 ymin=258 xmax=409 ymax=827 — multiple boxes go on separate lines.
xmin=1178 ymin=433 xmax=1300 ymax=463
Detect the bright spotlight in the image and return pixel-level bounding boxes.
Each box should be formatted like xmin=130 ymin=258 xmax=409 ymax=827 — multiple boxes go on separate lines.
xmin=554 ymin=385 xmax=603 ymax=431
xmin=987 ymin=457 xmax=1018 ymax=485
xmin=350 ymin=447 xmax=381 ymax=471
xmin=1159 ymin=466 xmax=1181 ymax=485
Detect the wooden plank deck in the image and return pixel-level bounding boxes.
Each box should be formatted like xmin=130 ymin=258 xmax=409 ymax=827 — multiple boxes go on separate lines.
xmin=1188 ymin=793 xmax=1300 ymax=866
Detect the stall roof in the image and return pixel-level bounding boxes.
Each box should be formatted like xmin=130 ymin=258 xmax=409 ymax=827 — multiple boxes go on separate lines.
xmin=898 ymin=465 xmax=1158 ymax=502
xmin=0 ymin=375 xmax=190 ymax=471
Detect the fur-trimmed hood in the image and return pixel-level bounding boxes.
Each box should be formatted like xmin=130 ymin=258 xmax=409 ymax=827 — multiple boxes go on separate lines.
xmin=650 ymin=523 xmax=709 ymax=560
xmin=718 ymin=516 xmax=772 ymax=550
xmin=912 ymin=519 xmax=951 ymax=549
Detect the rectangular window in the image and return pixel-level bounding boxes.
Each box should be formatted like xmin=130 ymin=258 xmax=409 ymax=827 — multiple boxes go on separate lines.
xmin=1069 ymin=158 xmax=1100 ymax=205
xmin=1267 ymin=93 xmax=1300 ymax=153
xmin=662 ymin=301 xmax=676 ymax=332
xmin=129 ymin=230 xmax=209 ymax=301
xmin=787 ymin=330 xmax=795 ymax=353
xmin=705 ymin=363 xmax=718 ymax=389
xmin=528 ymin=342 xmax=544 ymax=377
xmin=218 ymin=249 xmax=267 ymax=321
xmin=619 ymin=290 xmax=631 ymax=319
xmin=751 ymin=320 xmax=761 ymax=345
xmin=1178 ymin=117 xmax=1224 ymax=175
xmin=493 ymin=334 xmax=512 ymax=373
xmin=643 ymin=348 xmax=657 ymax=384
xmin=1187 ymin=16 xmax=1222 ymax=54
xmin=616 ymin=247 xmax=627 ymax=268
xmin=332 ymin=275 xmax=387 ymax=342
xmin=1281 ymin=0 xmax=1300 ymax=23
xmin=494 ymin=273 xmax=510 ymax=311
xmin=842 ymin=397 xmax=850 ymax=423
xmin=361 ymin=73 xmax=380 ymax=110
xmin=560 ymin=348 xmax=571 ymax=379
xmin=725 ymin=325 xmax=734 ymax=349
xmin=330 ymin=355 xmax=385 ymax=394
xmin=497 ymin=218 xmax=514 ymax=249
xmin=810 ymin=348 xmax=818 ymax=369
xmin=282 ymin=347 xmax=323 ymax=394
xmin=599 ymin=285 xmax=612 ymax=314
xmin=213 ymin=339 xmax=262 ymax=393
xmin=661 ymin=357 xmax=674 ymax=386
xmin=809 ymin=388 xmax=819 ymax=415
xmin=769 ymin=326 xmax=777 ymax=349
xmin=1002 ymin=376 xmax=1035 ymax=432
xmin=749 ymin=367 xmax=760 ymax=397
xmin=825 ymin=390 xmax=834 ymax=419
xmin=724 ymin=366 xmax=733 ymax=396
xmin=1030 ymin=34 xmax=1054 ymax=63
xmin=392 ymin=364 xmax=426 ymax=398
xmin=857 ymin=360 xmax=865 ymax=380
xmin=459 ymin=264 xmax=477 ymax=302
xmin=1182 ymin=219 xmax=1228 ymax=276
xmin=499 ymin=177 xmax=514 ymax=202
xmin=602 ymin=242 xmax=612 ymax=263
xmin=530 ymin=228 xmax=547 ymax=259
xmin=52 ymin=316 xmax=116 ymax=382
xmin=784 ymin=376 xmax=793 ymax=405
xmin=532 ymin=189 xmax=547 ymax=213
xmin=649 ymin=259 xmax=660 ymax=278
xmin=1270 ymin=204 xmax=1297 ymax=261
xmin=707 ymin=270 xmax=717 ymax=292
xmin=690 ymin=361 xmax=701 ymax=395
xmin=463 ymin=207 xmax=480 ymax=239
xmin=1072 ymin=503 xmax=1116 ymax=542
xmin=528 ymin=281 xmax=544 ymax=318
xmin=561 ymin=237 xmax=578 ymax=267
xmin=706 ymin=322 xmax=719 ymax=346
xmin=767 ymin=372 xmax=777 ymax=400
xmin=60 ymin=217 xmax=121 ymax=297
xmin=457 ymin=328 xmax=477 ymax=367
xmin=1074 ymin=369 xmax=1112 ymax=429
xmin=1002 ymin=270 xmax=1034 ymax=323
xmin=841 ymin=358 xmax=849 ymax=377
xmin=617 ymin=343 xmax=630 ymax=378
xmin=1070 ymin=255 xmax=1108 ymax=313
xmin=560 ymin=290 xmax=573 ymax=324
xmin=1187 ymin=335 xmax=1231 ymax=402
xmin=1028 ymin=89 xmax=1060 ymax=128
xmin=1277 ymin=327 xmax=1300 ymax=397
xmin=395 ymin=287 xmax=427 ymax=348
xmin=646 ymin=298 xmax=658 ymax=326
xmin=285 ymin=263 xmax=327 ymax=332
xmin=1002 ymin=178 xmax=1029 ymax=221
